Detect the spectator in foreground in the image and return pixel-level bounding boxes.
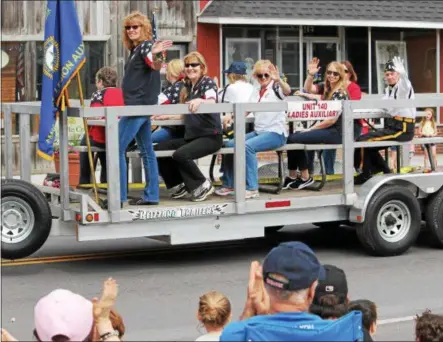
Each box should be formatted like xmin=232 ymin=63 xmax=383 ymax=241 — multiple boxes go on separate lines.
xmin=348 ymin=299 xmax=378 ymax=338
xmin=220 ymin=241 xmax=363 ymax=341
xmin=196 ymin=291 xmax=232 ymax=341
xmin=415 ymin=310 xmax=443 ymax=342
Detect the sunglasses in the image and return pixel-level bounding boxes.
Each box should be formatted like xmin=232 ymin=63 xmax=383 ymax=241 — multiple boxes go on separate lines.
xmin=125 ymin=25 xmax=140 ymax=31
xmin=256 ymin=73 xmax=270 ymax=79
xmin=185 ymin=63 xmax=200 ymax=68
xmin=326 ymin=70 xmax=340 ymax=77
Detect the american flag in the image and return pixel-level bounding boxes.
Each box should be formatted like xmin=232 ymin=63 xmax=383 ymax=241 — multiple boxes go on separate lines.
xmin=151 ymin=11 xmax=157 ymax=42
xmin=16 ymin=43 xmax=25 ymax=101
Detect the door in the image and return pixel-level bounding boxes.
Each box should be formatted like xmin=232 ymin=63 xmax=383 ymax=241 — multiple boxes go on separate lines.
xmin=160 ymin=43 xmax=187 ymax=90
xmin=277 ymin=39 xmax=306 ymax=91
xmin=305 ymin=39 xmax=340 ymax=83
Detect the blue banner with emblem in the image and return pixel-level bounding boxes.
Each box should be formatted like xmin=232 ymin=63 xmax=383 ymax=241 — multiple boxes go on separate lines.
xmin=37 ymin=0 xmax=86 ymax=160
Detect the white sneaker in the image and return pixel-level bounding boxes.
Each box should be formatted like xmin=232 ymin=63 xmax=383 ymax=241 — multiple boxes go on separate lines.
xmin=246 ymin=190 xmax=260 ymax=199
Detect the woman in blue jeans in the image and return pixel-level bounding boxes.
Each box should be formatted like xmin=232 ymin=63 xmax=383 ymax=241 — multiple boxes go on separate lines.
xmin=284 ymin=62 xmax=349 ymax=190
xmin=215 ymin=60 xmax=291 ymax=199
xmin=118 ymin=11 xmax=172 ymax=207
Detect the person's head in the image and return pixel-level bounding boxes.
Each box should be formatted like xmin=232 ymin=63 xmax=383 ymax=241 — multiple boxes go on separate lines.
xmin=122 ymin=11 xmax=152 ymax=49
xmin=95 ymin=67 xmax=118 ymax=90
xmin=310 ymin=264 xmax=349 ymax=320
xmin=384 ymin=59 xmax=400 ymax=86
xmin=183 ymin=51 xmax=207 ymax=85
xmin=324 ymin=61 xmax=346 ymax=91
xmin=253 ymin=60 xmax=274 ymax=88
xmin=341 ymin=61 xmax=358 ymax=83
xmin=166 ymin=59 xmax=185 ymax=83
xmin=348 ymin=299 xmax=378 ymax=336
xmin=197 ymin=291 xmax=232 ymax=332
xmin=415 ymin=310 xmax=443 ymax=342
xmin=33 ymin=289 xmax=94 ymax=342
xmin=262 ymin=241 xmax=325 ymax=313
xmin=424 ymin=108 xmax=436 ymax=121
xmin=224 ymin=61 xmax=248 ymax=84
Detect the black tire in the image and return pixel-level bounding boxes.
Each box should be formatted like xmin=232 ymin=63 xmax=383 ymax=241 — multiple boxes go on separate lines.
xmin=1 ymin=179 xmax=52 ymax=260
xmin=356 ymin=185 xmax=421 ymax=257
xmin=265 ymin=225 xmax=285 ymax=234
xmin=424 ymin=188 xmax=443 ymax=248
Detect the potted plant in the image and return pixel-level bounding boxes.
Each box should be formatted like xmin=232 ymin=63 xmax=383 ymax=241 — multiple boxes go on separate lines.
xmin=53 ymin=117 xmax=84 ymax=187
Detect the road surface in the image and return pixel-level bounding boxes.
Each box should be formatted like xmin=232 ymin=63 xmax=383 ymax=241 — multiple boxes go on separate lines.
xmin=2 ymin=225 xmax=442 ymax=341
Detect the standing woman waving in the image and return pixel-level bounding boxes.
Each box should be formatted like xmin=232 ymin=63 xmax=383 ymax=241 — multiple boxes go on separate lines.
xmin=118 ymin=11 xmax=172 ymax=207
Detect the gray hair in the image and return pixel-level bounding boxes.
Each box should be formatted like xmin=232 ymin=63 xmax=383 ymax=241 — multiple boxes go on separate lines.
xmin=265 ymin=284 xmax=310 ymax=304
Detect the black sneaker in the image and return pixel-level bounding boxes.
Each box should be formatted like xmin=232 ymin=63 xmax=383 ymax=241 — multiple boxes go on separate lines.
xmin=283 ymin=176 xmax=297 ymax=190
xmin=129 ymin=198 xmax=159 ymax=205
xmin=171 ymin=183 xmax=188 ymax=199
xmin=192 ymin=181 xmax=215 ymax=202
xmin=288 ymin=177 xmax=315 ymax=190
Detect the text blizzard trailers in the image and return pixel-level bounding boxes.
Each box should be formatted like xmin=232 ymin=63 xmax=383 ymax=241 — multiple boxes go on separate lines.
xmin=1 ymin=95 xmax=443 ymax=260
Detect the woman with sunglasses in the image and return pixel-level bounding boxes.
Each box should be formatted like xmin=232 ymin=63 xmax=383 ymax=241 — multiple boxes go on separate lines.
xmin=155 ymin=52 xmax=222 ymax=202
xmin=115 ymin=11 xmax=172 ymax=208
xmin=215 ymin=60 xmax=291 ymax=199
xmin=285 ymin=62 xmax=349 ymax=190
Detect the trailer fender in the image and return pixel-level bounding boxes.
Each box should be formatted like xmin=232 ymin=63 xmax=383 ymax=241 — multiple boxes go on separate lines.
xmin=349 ymin=172 xmax=443 ymax=223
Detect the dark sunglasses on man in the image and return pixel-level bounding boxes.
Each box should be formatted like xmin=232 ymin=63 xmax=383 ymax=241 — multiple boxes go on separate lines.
xmin=256 ymin=73 xmax=270 ymax=79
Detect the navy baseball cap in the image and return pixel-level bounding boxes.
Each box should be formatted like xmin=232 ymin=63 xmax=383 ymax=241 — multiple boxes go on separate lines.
xmin=224 ymin=61 xmax=247 ymax=75
xmin=312 ymin=264 xmax=348 ymax=305
xmin=262 ymin=241 xmax=325 ymax=291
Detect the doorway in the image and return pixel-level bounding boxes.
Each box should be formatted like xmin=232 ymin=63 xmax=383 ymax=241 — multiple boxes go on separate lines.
xmin=305 ymin=38 xmax=341 ymax=83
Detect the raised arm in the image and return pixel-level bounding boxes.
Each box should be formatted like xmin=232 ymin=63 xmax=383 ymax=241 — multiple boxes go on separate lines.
xmin=392 ymin=56 xmax=413 ymax=98
xmin=304 ymin=57 xmax=321 ymax=94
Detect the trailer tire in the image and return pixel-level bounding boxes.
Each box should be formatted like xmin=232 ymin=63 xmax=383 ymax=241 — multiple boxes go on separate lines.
xmin=424 ymin=188 xmax=443 ymax=248
xmin=356 ymin=185 xmax=421 ymax=257
xmin=1 ymin=179 xmax=52 ymax=260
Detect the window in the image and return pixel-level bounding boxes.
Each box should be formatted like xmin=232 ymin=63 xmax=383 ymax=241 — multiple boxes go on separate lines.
xmin=36 ymin=41 xmax=106 ymax=100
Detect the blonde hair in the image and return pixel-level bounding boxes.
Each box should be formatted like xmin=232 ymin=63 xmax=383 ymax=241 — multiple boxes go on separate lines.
xmin=227 ymin=73 xmax=248 ymax=84
xmin=252 ymin=59 xmax=273 ymax=76
xmin=167 ymin=59 xmax=184 ymax=80
xmin=122 ymin=11 xmax=153 ymax=50
xmin=198 ymin=291 xmax=231 ymax=329
xmin=180 ymin=51 xmax=209 ymax=103
xmin=420 ymin=107 xmax=437 ymax=130
xmin=324 ymin=61 xmax=347 ymax=100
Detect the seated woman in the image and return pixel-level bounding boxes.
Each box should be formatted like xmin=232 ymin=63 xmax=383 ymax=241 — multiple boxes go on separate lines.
xmin=285 ymin=61 xmax=349 ymax=190
xmin=155 ymin=51 xmax=223 ymax=202
xmin=215 ymin=60 xmax=291 ymax=199
xmin=79 ymin=67 xmax=124 ymax=185
xmin=152 ymin=59 xmax=186 ymax=143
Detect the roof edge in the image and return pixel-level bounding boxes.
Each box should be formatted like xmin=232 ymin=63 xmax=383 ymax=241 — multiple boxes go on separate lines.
xmin=198 ymin=0 xmax=214 ymax=17
xmin=198 ymin=16 xmax=443 ymax=29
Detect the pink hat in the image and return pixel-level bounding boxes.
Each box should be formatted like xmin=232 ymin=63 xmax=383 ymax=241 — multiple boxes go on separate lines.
xmin=34 ymin=289 xmax=93 ymax=341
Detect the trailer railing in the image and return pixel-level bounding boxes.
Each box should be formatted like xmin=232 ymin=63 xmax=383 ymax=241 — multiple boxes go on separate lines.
xmin=2 ymin=93 xmax=443 ymax=221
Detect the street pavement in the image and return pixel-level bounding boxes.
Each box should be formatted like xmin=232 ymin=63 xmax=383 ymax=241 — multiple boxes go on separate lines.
xmin=1 ymin=225 xmax=442 ymax=341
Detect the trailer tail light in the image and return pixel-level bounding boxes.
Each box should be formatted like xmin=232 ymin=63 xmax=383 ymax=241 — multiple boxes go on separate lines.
xmin=265 ymin=200 xmax=291 ymax=209
xmin=76 ymin=213 xmax=81 ymax=221
xmin=85 ymin=214 xmax=94 ymax=222
xmin=94 ymin=213 xmax=99 ymax=221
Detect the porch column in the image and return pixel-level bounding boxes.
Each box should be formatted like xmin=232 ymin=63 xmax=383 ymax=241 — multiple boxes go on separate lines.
xmin=299 ymin=25 xmax=303 ymax=89
xmin=437 ymin=29 xmax=441 ymax=124
xmin=368 ymin=27 xmax=372 ymax=95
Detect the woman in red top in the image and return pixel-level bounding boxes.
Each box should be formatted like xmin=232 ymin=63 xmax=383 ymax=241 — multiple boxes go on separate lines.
xmin=79 ymin=67 xmax=124 ymax=185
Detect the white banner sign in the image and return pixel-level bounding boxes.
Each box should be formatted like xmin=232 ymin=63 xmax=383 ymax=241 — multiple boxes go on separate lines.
xmin=287 ymin=101 xmax=342 ymax=121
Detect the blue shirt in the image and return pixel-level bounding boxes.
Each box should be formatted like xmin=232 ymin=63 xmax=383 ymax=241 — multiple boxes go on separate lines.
xmin=220 ymin=311 xmax=363 ymax=341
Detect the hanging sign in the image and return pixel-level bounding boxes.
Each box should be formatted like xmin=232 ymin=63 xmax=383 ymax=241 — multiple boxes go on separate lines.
xmin=287 ymin=101 xmax=342 ymax=120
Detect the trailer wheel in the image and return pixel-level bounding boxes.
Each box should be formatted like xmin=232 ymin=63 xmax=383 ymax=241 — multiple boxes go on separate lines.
xmin=424 ymin=188 xmax=443 ymax=248
xmin=1 ymin=179 xmax=52 ymax=260
xmin=356 ymin=185 xmax=421 ymax=256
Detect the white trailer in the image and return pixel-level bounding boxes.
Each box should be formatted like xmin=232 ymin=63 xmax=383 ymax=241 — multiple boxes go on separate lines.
xmin=1 ymin=95 xmax=443 ymax=260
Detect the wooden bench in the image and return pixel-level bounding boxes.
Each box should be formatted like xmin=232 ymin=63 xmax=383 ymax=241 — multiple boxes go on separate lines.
xmin=72 ymin=136 xmax=443 ymax=194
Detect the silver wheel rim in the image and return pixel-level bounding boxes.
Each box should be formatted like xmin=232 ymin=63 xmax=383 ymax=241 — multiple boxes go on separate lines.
xmin=1 ymin=196 xmax=35 ymax=244
xmin=376 ymin=200 xmax=411 ymax=243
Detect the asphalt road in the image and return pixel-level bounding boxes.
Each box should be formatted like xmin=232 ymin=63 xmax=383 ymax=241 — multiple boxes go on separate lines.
xmin=2 ymin=225 xmax=442 ymax=341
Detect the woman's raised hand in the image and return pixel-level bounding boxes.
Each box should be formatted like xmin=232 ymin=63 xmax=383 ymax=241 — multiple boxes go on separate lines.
xmin=307 ymin=57 xmax=320 ymax=76
xmin=93 ymin=277 xmax=119 ymax=321
xmin=152 ymin=40 xmax=173 ymax=54
xmin=269 ymin=64 xmax=281 ymax=82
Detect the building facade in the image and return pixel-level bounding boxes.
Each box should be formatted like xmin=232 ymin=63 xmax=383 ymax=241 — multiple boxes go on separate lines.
xmin=1 ymin=0 xmax=198 ymax=133
xmin=197 ymin=0 xmax=443 ymax=134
